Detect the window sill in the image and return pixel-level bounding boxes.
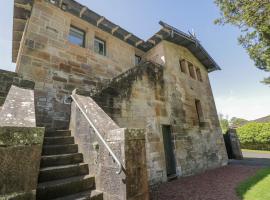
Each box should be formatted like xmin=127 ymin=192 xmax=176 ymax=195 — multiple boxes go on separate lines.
xmin=68 ymin=42 xmax=86 ymax=50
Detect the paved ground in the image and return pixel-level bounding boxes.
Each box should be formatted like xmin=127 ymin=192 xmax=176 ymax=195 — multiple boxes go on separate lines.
xmin=243 ymin=150 xmax=270 ymax=158
xmin=151 ymin=165 xmax=260 ymax=200
xmin=152 ymin=151 xmax=270 ymax=200
xmin=230 ymin=150 xmax=270 ymax=166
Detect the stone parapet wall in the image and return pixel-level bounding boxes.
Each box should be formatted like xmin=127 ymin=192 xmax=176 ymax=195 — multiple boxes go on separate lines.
xmin=69 ymin=93 xmax=149 ymax=200
xmin=0 ymin=70 xmax=18 ymax=107
xmin=0 ymin=86 xmax=36 ymax=127
xmin=0 ymin=69 xmax=35 ymax=109
xmin=0 ymin=127 xmax=44 ymax=200
xmin=0 ymin=85 xmax=45 ymax=200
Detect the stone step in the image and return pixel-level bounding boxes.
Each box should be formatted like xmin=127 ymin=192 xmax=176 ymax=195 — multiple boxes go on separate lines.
xmin=41 ymin=153 xmax=84 ymax=168
xmin=45 ymin=130 xmax=71 ymax=137
xmin=54 ymin=190 xmax=103 ymax=200
xmin=36 ymin=175 xmax=95 ymax=200
xmin=39 ymin=163 xmax=89 ymax=182
xmin=42 ymin=144 xmax=78 ymax=155
xmin=44 ymin=136 xmax=75 ymax=145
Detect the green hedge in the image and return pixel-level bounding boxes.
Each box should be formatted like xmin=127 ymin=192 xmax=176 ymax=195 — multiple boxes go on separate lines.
xmin=237 ymin=122 xmax=270 ymax=150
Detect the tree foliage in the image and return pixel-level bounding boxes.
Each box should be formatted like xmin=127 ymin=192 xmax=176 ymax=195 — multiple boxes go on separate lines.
xmin=237 ymin=122 xmax=270 ymax=148
xmin=230 ymin=117 xmax=248 ymax=127
xmin=215 ymin=0 xmax=270 ymax=84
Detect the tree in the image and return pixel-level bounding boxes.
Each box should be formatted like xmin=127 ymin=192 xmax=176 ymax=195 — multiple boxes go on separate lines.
xmin=237 ymin=122 xmax=270 ymax=150
xmin=214 ymin=0 xmax=270 ymax=84
xmin=230 ymin=117 xmax=248 ymax=128
xmin=218 ymin=113 xmax=229 ymax=133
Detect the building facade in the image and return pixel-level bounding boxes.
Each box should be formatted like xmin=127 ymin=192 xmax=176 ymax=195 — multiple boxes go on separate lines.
xmin=13 ymin=0 xmax=228 ymax=185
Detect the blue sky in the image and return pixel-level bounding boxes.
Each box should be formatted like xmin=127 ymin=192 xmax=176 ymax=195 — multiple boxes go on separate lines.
xmin=1 ymin=0 xmax=269 ymax=120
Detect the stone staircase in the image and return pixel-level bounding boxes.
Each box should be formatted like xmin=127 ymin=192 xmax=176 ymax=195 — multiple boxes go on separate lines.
xmin=36 ymin=130 xmax=103 ymax=200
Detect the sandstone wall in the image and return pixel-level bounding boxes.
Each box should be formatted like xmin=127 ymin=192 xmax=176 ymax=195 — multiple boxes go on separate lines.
xmin=0 ymin=70 xmax=35 ymax=109
xmin=94 ymin=42 xmax=228 ymax=184
xmin=0 ymin=85 xmax=44 ymax=200
xmin=0 ymin=70 xmax=18 ymax=107
xmin=69 ymin=93 xmax=149 ymax=200
xmin=161 ymin=41 xmax=228 ymax=176
xmin=16 ymin=0 xmax=143 ymax=128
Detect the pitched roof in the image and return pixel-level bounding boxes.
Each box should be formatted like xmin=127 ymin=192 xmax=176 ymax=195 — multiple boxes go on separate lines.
xmin=12 ymin=0 xmax=221 ymax=72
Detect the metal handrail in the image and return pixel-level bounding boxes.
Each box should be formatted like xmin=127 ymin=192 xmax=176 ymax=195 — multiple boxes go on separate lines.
xmin=71 ymin=94 xmax=123 ymax=174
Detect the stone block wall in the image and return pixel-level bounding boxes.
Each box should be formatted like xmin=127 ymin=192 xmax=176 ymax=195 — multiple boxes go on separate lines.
xmin=0 ymin=69 xmax=35 ymax=109
xmin=0 ymin=127 xmax=44 ymax=200
xmin=93 ymin=61 xmax=167 ymax=184
xmin=69 ymin=93 xmax=149 ymax=200
xmin=0 ymin=70 xmax=18 ymax=107
xmin=16 ymin=0 xmax=143 ymax=128
xmin=0 ymin=85 xmax=45 ymax=199
xmin=161 ymin=41 xmax=228 ymax=176
xmin=94 ymin=42 xmax=228 ymax=185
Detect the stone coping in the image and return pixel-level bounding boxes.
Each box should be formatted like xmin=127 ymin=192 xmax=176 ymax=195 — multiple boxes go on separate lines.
xmin=0 ymin=86 xmax=36 ymax=127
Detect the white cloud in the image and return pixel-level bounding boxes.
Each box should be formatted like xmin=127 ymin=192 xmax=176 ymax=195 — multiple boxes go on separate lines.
xmin=215 ymin=93 xmax=270 ymax=120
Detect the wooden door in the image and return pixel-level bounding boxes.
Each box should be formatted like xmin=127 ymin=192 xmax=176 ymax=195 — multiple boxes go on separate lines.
xmin=162 ymin=125 xmax=176 ymax=176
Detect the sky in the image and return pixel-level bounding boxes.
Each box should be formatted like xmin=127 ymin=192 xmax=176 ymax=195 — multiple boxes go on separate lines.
xmin=1 ymin=0 xmax=269 ymax=120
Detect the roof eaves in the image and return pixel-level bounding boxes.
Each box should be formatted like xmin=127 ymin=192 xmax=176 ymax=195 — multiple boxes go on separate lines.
xmin=159 ymin=21 xmax=221 ymax=72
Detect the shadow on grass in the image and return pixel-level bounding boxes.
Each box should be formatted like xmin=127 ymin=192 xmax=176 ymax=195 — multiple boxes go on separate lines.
xmin=236 ymin=168 xmax=270 ymax=200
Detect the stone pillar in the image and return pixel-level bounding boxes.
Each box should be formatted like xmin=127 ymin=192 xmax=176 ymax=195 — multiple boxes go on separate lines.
xmin=102 ymin=128 xmax=149 ymax=200
xmin=224 ymin=129 xmax=243 ymax=160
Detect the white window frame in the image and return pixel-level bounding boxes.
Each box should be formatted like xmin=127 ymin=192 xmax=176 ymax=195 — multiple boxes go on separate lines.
xmin=94 ymin=37 xmax=106 ymax=56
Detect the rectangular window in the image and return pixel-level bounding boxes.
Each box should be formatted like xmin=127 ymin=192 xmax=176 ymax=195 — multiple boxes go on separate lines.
xmin=196 ymin=68 xmax=203 ymax=82
xmin=68 ymin=26 xmax=85 ymax=47
xmin=188 ymin=62 xmax=196 ymax=79
xmin=135 ymin=55 xmax=141 ymax=65
xmin=195 ymin=99 xmax=204 ymax=123
xmin=94 ymin=37 xmax=106 ymax=56
xmin=179 ymin=59 xmax=187 ymax=73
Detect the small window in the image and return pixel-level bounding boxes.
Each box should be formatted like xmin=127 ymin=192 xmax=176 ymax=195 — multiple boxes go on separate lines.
xmin=196 ymin=68 xmax=203 ymax=82
xmin=135 ymin=55 xmax=141 ymax=65
xmin=188 ymin=62 xmax=196 ymax=79
xmin=94 ymin=37 xmax=106 ymax=56
xmin=179 ymin=59 xmax=187 ymax=73
xmin=195 ymin=99 xmax=204 ymax=123
xmin=68 ymin=26 xmax=85 ymax=47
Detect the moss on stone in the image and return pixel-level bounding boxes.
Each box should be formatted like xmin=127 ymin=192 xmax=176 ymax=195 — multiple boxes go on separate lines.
xmin=94 ymin=61 xmax=164 ymax=100
xmin=0 ymin=127 xmax=45 ymax=146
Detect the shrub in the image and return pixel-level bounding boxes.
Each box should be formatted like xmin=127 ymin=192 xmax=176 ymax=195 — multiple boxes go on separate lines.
xmin=237 ymin=122 xmax=270 ymax=150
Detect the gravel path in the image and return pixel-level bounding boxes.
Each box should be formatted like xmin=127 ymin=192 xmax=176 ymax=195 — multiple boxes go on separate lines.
xmin=151 ymin=165 xmax=260 ymax=200
xmin=243 ymin=150 xmax=270 ymax=159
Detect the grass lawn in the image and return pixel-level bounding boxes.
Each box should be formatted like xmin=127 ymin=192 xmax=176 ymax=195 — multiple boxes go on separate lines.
xmin=236 ymin=168 xmax=270 ymax=200
xmin=242 ymin=149 xmax=270 ymax=154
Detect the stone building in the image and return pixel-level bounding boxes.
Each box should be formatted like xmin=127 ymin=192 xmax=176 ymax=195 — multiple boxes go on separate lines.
xmin=9 ymin=0 xmax=228 ymax=197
